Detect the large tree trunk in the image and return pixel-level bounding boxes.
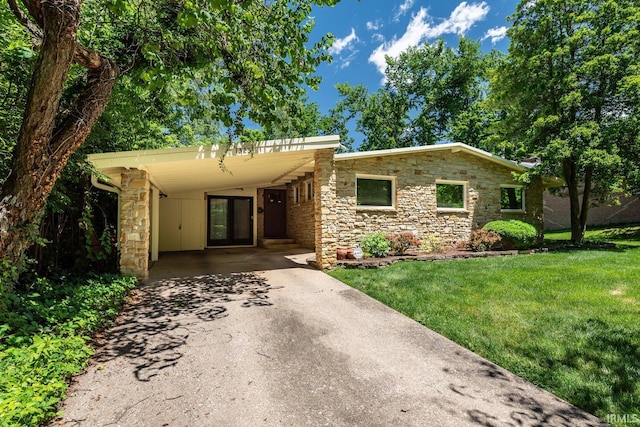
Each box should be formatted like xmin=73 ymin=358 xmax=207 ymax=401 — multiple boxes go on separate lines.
xmin=563 ymin=158 xmax=590 ymax=244
xmin=0 ymin=0 xmax=118 ymax=285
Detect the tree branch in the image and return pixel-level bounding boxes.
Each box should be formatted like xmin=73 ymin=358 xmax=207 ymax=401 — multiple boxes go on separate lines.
xmin=8 ymin=0 xmax=42 ymax=42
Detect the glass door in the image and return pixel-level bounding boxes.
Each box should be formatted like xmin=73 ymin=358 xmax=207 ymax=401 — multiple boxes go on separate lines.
xmin=207 ymin=196 xmax=253 ymax=246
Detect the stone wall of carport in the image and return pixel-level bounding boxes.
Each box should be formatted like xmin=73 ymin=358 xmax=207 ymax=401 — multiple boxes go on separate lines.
xmin=286 ymin=172 xmax=315 ymax=249
xmin=333 ymin=150 xmax=544 ymax=249
xmin=119 ymin=169 xmax=150 ymax=280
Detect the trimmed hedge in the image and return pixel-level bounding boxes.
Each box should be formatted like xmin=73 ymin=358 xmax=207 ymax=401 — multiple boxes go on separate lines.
xmin=483 ymin=220 xmax=537 ymax=249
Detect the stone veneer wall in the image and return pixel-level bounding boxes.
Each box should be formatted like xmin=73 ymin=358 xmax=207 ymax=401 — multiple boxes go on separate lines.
xmin=120 ymin=169 xmax=150 ymax=280
xmin=332 ymin=150 xmax=544 ymax=249
xmin=314 ymin=149 xmax=337 ymax=269
xmin=286 ymin=172 xmax=315 ymax=249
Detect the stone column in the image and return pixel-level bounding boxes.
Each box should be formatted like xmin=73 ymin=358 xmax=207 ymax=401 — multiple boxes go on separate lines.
xmin=314 ymin=149 xmax=337 ymax=269
xmin=120 ymin=169 xmax=150 ymax=280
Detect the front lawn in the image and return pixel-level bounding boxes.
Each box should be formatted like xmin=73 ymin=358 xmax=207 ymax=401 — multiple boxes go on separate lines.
xmin=329 ymin=230 xmax=640 ymax=425
xmin=546 ymin=224 xmax=640 ymax=247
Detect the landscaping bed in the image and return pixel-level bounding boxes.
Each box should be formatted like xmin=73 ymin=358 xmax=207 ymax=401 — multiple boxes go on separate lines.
xmin=336 ymin=248 xmax=543 ymax=268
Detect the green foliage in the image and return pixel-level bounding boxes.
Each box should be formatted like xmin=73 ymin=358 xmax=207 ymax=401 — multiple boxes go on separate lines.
xmin=419 ymin=235 xmax=444 ymax=254
xmin=467 ymin=229 xmax=502 ymax=252
xmin=330 ymin=237 xmax=640 ymax=424
xmin=491 ymin=0 xmax=640 ymax=241
xmin=332 ymin=37 xmax=496 ymax=150
xmin=436 ymin=183 xmax=464 ymax=209
xmin=483 ymin=220 xmax=537 ymax=249
xmin=387 ymin=232 xmax=421 ymax=256
xmin=360 ymin=232 xmax=392 ymax=258
xmin=0 ymin=7 xmax=34 ymax=181
xmin=0 ymin=274 xmax=136 ymax=426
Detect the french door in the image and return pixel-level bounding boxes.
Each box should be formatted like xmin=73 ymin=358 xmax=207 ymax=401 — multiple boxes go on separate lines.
xmin=207 ymin=196 xmax=253 ymax=246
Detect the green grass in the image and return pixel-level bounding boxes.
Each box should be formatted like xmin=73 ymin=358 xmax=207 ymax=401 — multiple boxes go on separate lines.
xmin=546 ymin=224 xmax=640 ymax=247
xmin=329 ymin=226 xmax=640 ymax=425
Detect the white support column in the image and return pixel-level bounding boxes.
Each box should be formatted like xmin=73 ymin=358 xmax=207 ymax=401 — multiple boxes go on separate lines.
xmin=151 ymin=186 xmax=160 ymax=262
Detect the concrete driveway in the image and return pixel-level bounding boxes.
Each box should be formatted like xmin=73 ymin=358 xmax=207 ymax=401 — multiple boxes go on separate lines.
xmin=53 ymin=249 xmax=606 ymax=426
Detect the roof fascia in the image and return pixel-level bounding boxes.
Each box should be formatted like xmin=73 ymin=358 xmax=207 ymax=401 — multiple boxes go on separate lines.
xmin=335 ymin=143 xmax=527 ymax=172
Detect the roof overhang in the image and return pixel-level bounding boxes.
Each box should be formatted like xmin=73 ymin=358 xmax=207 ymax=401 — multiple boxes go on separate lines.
xmin=88 ymin=135 xmax=340 ymax=195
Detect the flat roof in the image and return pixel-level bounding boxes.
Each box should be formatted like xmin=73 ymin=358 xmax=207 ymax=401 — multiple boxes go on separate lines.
xmin=88 ymin=135 xmax=340 ymax=195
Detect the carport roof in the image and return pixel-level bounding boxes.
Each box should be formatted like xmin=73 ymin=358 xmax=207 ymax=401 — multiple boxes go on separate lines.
xmin=88 ymin=135 xmax=340 ymax=195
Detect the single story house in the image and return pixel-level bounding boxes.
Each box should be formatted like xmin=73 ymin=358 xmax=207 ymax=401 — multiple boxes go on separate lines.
xmin=88 ymin=136 xmax=554 ymax=280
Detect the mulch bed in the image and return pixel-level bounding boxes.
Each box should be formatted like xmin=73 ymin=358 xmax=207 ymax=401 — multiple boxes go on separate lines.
xmin=335 ymin=248 xmax=545 ymax=269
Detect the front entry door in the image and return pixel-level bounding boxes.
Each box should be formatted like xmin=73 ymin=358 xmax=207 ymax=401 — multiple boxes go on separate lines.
xmin=263 ymin=189 xmax=287 ymax=238
xmin=207 ymin=196 xmax=253 ymax=246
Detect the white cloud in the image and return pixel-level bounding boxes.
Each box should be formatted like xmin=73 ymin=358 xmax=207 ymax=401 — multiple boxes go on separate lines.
xmin=366 ymin=20 xmax=382 ymax=31
xmin=329 ymin=28 xmax=359 ymax=55
xmin=483 ymin=26 xmax=508 ymax=44
xmin=369 ymin=2 xmax=490 ymax=75
xmin=394 ymin=0 xmax=415 ymax=21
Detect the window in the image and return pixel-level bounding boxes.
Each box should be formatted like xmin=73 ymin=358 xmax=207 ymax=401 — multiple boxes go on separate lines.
xmin=501 ymin=186 xmax=525 ymax=211
xmin=306 ymin=180 xmax=314 ymax=201
xmin=293 ymin=185 xmax=300 ymax=204
xmin=436 ymin=181 xmax=467 ymax=210
xmin=356 ymin=175 xmax=395 ymax=208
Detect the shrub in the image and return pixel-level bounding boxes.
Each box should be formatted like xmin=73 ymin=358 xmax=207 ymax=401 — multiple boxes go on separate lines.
xmin=387 ymin=232 xmax=421 ymax=255
xmin=483 ymin=220 xmax=537 ymax=249
xmin=420 ymin=235 xmax=444 ymax=254
xmin=467 ymin=229 xmax=502 ymax=252
xmin=360 ymin=232 xmax=392 ymax=258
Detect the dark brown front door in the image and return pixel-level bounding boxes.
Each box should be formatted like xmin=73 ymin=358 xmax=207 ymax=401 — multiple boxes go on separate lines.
xmin=263 ymin=189 xmax=287 ymax=238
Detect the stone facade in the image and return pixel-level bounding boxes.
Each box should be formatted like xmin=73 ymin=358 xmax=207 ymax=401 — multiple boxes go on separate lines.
xmin=314 ymin=149 xmax=338 ymax=269
xmin=286 ymin=172 xmax=315 ymax=249
xmin=329 ymin=150 xmax=544 ymax=249
xmin=119 ymin=169 xmax=150 ymax=280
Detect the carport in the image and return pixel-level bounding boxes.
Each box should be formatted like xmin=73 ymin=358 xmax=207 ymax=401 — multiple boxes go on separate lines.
xmin=88 ymin=136 xmax=341 ymax=280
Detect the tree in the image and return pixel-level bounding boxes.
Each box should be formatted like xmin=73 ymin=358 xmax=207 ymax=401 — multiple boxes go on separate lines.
xmin=0 ymin=0 xmax=340 ymax=290
xmin=332 ymin=37 xmax=494 ymax=151
xmin=491 ymin=0 xmax=640 ymax=243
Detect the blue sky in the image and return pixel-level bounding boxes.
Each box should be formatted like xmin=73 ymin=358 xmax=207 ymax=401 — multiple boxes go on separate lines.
xmin=307 ymin=0 xmax=517 ymax=118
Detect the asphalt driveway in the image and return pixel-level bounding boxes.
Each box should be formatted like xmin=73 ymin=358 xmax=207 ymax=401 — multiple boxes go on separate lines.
xmin=52 ymin=249 xmax=606 ymax=426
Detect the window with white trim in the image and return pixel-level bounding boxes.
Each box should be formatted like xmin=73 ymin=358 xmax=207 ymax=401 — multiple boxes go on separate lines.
xmin=436 ymin=180 xmax=467 ymax=210
xmin=500 ymin=185 xmax=525 ymax=211
xmin=356 ymin=175 xmax=395 ymax=208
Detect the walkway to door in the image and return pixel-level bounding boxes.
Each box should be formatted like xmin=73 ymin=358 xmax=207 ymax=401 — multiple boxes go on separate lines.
xmin=53 ymin=249 xmax=605 ymax=426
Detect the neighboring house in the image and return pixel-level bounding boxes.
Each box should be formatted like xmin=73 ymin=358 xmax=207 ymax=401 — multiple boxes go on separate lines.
xmin=544 ymin=190 xmax=640 ymax=230
xmin=88 ymin=137 xmax=555 ymax=280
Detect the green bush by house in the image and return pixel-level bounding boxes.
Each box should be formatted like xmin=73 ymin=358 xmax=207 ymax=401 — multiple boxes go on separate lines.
xmin=360 ymin=232 xmax=392 ymax=258
xmin=483 ymin=220 xmax=537 ymax=249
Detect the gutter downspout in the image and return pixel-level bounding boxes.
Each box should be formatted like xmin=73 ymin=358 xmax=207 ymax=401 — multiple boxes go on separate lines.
xmin=91 ymin=173 xmax=121 ymax=244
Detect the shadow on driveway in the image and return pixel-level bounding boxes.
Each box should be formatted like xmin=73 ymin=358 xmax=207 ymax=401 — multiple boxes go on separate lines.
xmin=95 ymin=270 xmax=273 ymax=382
